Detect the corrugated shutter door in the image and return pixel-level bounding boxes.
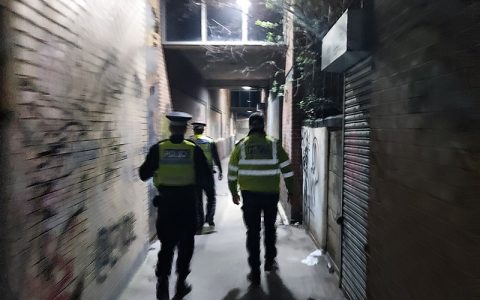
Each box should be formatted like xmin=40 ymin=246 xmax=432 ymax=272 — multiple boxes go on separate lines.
xmin=341 ymin=57 xmax=372 ymax=300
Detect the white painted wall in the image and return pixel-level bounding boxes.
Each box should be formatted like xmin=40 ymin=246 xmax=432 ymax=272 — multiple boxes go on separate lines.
xmin=302 ymin=126 xmax=329 ymax=248
xmin=266 ymin=94 xmax=281 ymax=140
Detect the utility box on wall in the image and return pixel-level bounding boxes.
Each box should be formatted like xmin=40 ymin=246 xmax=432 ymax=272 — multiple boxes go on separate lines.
xmin=321 ymin=9 xmax=369 ymax=72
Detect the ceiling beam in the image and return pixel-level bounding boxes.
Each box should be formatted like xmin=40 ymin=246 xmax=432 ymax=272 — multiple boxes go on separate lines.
xmin=205 ymin=79 xmax=271 ymax=88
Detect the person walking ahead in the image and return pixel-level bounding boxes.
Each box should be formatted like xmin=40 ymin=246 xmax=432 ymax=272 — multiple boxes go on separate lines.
xmin=139 ymin=112 xmax=214 ymax=300
xmin=190 ymin=122 xmax=223 ymax=231
xmin=227 ymin=112 xmax=294 ymax=286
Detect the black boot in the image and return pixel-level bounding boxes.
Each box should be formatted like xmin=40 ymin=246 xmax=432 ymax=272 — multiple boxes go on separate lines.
xmin=246 ymin=270 xmax=261 ymax=286
xmin=173 ymin=278 xmax=192 ymax=299
xmin=156 ymin=277 xmax=169 ymax=300
xmin=264 ymin=259 xmax=279 ymax=272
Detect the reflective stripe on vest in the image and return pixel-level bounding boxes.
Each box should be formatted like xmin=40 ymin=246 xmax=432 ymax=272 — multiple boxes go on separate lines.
xmin=237 ymin=136 xmax=281 ymax=192
xmin=193 ymin=134 xmax=213 ymax=166
xmin=153 ymin=140 xmax=196 ymax=187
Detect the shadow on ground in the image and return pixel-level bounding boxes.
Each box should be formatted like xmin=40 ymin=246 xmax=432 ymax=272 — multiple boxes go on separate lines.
xmin=222 ymin=273 xmax=297 ymax=300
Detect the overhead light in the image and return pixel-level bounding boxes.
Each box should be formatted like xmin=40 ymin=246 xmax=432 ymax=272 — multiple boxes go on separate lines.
xmin=246 ymin=109 xmax=253 ymax=113
xmin=241 ymin=86 xmax=252 ymax=90
xmin=237 ymin=0 xmax=251 ymax=11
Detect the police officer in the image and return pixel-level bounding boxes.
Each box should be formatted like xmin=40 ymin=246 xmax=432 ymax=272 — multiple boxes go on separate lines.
xmin=139 ymin=112 xmax=214 ymax=300
xmin=190 ymin=121 xmax=223 ymax=231
xmin=228 ymin=112 xmax=294 ymax=286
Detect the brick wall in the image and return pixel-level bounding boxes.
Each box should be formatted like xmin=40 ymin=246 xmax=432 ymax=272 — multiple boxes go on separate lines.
xmin=148 ymin=0 xmax=172 ymax=143
xmin=166 ymin=50 xmax=210 ymax=136
xmin=282 ymin=24 xmax=305 ymax=221
xmin=282 ymin=81 xmax=305 ymax=221
xmin=368 ymin=1 xmax=480 ymax=299
xmin=146 ymin=0 xmax=172 ymax=237
xmin=1 ymin=1 xmax=151 ymax=299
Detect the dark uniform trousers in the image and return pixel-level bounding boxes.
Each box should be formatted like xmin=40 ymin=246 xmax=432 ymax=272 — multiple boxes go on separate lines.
xmin=196 ymin=185 xmax=216 ymax=227
xmin=241 ymin=191 xmax=279 ymax=272
xmin=156 ymin=186 xmax=198 ymax=283
xmin=196 ymin=165 xmax=216 ymax=227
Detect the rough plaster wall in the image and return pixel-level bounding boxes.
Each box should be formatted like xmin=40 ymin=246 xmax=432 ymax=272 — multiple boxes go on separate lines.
xmin=235 ymin=118 xmax=249 ymax=143
xmin=368 ymin=1 xmax=480 ymax=299
xmin=208 ymin=88 xmax=234 ymax=158
xmin=207 ymin=89 xmax=222 ymax=140
xmin=166 ymin=50 xmax=209 ymax=135
xmin=2 ymin=1 xmax=149 ymax=299
xmin=166 ymin=51 xmax=233 ymax=158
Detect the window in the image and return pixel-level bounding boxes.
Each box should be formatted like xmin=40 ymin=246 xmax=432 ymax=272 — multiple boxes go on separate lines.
xmin=166 ymin=0 xmax=202 ymax=41
xmin=248 ymin=3 xmax=283 ymax=42
xmin=165 ymin=0 xmax=283 ymax=43
xmin=231 ymin=90 xmax=261 ymax=108
xmin=207 ymin=0 xmax=242 ymax=41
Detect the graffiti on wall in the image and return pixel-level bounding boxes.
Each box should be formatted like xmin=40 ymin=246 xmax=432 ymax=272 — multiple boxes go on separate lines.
xmin=16 ymin=91 xmax=93 ymax=299
xmin=24 ymin=207 xmax=86 ymax=300
xmin=302 ymin=128 xmax=319 ymax=228
xmin=15 ymin=47 xmax=129 ymax=298
xmin=8 ymin=0 xmax=146 ymax=297
xmin=95 ymin=213 xmax=137 ymax=283
xmin=302 ymin=127 xmax=328 ymax=248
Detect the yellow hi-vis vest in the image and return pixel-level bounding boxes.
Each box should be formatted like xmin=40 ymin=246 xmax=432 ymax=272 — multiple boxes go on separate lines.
xmin=153 ymin=140 xmax=196 ymax=187
xmin=227 ymin=134 xmax=294 ymax=194
xmin=192 ymin=134 xmax=213 ymax=167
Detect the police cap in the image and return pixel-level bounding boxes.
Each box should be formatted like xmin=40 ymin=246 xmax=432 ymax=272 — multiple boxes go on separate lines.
xmin=166 ymin=111 xmax=192 ymax=126
xmin=192 ymin=121 xmax=206 ymax=129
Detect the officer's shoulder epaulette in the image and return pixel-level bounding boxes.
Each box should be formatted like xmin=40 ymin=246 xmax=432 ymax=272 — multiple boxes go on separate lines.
xmin=184 ymin=139 xmax=197 ymax=147
xmin=235 ymin=137 xmax=247 ymax=146
xmin=266 ymin=136 xmax=278 ymax=143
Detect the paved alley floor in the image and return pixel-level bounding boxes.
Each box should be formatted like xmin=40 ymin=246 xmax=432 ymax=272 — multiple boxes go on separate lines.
xmin=118 ymin=160 xmax=346 ymax=300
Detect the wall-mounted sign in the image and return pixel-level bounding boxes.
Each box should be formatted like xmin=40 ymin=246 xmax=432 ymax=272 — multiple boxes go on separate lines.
xmin=321 ymin=9 xmax=369 ymax=72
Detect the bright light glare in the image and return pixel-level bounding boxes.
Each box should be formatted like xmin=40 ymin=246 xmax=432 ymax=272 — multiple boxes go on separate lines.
xmin=241 ymin=86 xmax=252 ymax=90
xmin=237 ymin=0 xmax=251 ymax=11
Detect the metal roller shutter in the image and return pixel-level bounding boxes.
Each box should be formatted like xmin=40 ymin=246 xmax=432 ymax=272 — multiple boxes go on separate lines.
xmin=341 ymin=57 xmax=372 ymax=300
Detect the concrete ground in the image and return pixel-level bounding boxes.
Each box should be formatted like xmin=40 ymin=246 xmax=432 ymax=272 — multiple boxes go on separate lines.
xmin=118 ymin=160 xmax=346 ymax=300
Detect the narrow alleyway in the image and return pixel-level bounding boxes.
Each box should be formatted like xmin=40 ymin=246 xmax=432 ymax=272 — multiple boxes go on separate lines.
xmin=118 ymin=160 xmax=345 ymax=300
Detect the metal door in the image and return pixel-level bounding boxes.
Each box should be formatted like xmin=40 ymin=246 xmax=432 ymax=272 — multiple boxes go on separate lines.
xmin=341 ymin=57 xmax=372 ymax=300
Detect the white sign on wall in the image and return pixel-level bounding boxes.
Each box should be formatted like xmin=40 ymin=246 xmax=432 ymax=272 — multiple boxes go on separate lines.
xmin=321 ymin=9 xmax=369 ymax=72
